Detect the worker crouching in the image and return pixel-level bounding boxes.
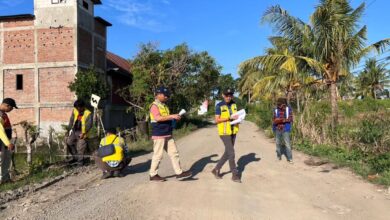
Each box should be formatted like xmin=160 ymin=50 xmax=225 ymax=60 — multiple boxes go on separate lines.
xmin=95 ymin=128 xmax=131 ymax=179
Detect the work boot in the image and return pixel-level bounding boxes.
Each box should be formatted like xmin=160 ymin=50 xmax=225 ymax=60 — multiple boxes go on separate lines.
xmin=65 ymin=158 xmax=76 ymax=164
xmin=176 ymin=170 xmax=192 ymax=179
xmin=211 ymin=168 xmax=222 ymax=179
xmin=113 ymin=170 xmax=124 ymax=178
xmin=0 ymin=178 xmax=13 ymax=184
xmin=101 ymin=171 xmax=112 ymax=180
xmin=232 ymin=172 xmax=241 ymax=183
xmin=150 ymin=174 xmax=166 ymax=182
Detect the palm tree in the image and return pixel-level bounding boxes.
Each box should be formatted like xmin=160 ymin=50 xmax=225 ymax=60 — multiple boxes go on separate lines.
xmin=237 ymin=69 xmax=261 ymax=103
xmin=356 ymin=58 xmax=390 ymax=99
xmin=241 ymin=0 xmax=390 ymax=128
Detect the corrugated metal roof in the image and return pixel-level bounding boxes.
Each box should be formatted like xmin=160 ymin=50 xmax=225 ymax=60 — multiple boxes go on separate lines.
xmin=106 ymin=51 xmax=131 ymax=76
xmin=95 ymin=17 xmax=112 ymax=26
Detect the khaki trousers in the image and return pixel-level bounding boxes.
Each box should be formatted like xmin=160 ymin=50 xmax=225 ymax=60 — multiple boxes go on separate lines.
xmin=149 ymin=137 xmax=182 ymax=177
xmin=0 ymin=143 xmax=11 ymax=182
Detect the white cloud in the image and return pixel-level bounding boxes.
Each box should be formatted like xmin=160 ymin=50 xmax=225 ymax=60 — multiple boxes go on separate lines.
xmin=161 ymin=0 xmax=170 ymax=5
xmin=105 ymin=0 xmax=173 ymax=32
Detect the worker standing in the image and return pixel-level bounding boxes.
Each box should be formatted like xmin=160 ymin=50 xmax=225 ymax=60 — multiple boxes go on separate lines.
xmin=212 ymin=88 xmax=241 ymax=183
xmin=0 ymin=98 xmax=17 ymax=184
xmin=273 ymin=98 xmax=293 ymax=163
xmin=66 ymin=100 xmax=92 ymax=166
xmin=149 ymin=86 xmax=192 ymax=182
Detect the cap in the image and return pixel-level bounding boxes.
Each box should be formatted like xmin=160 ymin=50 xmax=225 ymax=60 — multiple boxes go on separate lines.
xmin=2 ymin=98 xmax=18 ymax=109
xmin=155 ymin=86 xmax=171 ymax=97
xmin=223 ymin=88 xmax=235 ymax=95
xmin=74 ymin=99 xmax=86 ymax=108
xmin=277 ymin=97 xmax=287 ymax=105
xmin=106 ymin=127 xmax=117 ymax=134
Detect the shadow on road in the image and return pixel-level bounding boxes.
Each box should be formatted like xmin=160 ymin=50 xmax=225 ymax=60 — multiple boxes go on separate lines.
xmin=122 ymin=160 xmax=151 ymax=175
xmin=166 ymin=154 xmax=219 ymax=181
xmin=220 ymin=153 xmax=261 ymax=177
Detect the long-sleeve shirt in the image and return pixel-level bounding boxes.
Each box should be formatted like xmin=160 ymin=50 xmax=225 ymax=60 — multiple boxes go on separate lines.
xmin=68 ymin=110 xmax=93 ymax=133
xmin=272 ymin=106 xmax=293 ymax=132
xmin=0 ymin=111 xmax=11 ymax=146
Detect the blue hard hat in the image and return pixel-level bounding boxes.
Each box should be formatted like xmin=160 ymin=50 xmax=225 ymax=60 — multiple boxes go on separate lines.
xmin=155 ymin=86 xmax=171 ymax=97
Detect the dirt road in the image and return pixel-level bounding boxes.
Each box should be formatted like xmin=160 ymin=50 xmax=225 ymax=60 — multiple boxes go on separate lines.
xmin=1 ymin=121 xmax=390 ymax=220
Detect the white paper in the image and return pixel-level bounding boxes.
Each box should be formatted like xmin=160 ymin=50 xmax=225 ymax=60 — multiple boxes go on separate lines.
xmin=230 ymin=118 xmax=243 ymax=125
xmin=230 ymin=109 xmax=246 ymax=125
xmin=179 ymin=109 xmax=186 ymax=116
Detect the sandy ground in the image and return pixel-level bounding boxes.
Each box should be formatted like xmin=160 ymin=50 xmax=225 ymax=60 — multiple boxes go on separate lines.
xmin=1 ymin=121 xmax=389 ymax=220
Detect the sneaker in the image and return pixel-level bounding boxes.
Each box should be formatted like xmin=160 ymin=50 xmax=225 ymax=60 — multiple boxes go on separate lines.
xmin=176 ymin=170 xmax=192 ymax=179
xmin=101 ymin=171 xmax=112 ymax=180
xmin=113 ymin=170 xmax=124 ymax=178
xmin=150 ymin=174 xmax=166 ymax=182
xmin=288 ymin=160 xmax=294 ymax=164
xmin=232 ymin=173 xmax=241 ymax=183
xmin=211 ymin=169 xmax=222 ymax=179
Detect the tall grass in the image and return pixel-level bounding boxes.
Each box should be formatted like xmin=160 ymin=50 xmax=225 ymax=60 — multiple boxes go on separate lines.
xmin=247 ymin=99 xmax=390 ymax=185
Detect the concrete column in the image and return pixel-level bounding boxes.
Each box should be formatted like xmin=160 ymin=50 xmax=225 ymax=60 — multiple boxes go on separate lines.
xmin=0 ymin=22 xmax=4 ymax=101
xmin=34 ymin=26 xmax=40 ymax=127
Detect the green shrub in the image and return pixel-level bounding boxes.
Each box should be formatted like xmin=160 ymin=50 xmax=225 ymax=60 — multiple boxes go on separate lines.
xmin=368 ymin=153 xmax=390 ymax=173
xmin=247 ymin=101 xmax=273 ymax=129
xmin=358 ymin=117 xmax=385 ymax=144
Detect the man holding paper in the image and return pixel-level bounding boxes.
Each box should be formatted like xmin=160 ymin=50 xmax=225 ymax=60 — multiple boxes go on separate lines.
xmin=212 ymin=88 xmax=241 ymax=183
xmin=149 ymin=86 xmax=192 ymax=181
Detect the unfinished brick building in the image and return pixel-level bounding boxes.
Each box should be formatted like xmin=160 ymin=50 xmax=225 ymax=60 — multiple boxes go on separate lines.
xmin=0 ymin=0 xmax=133 ymax=135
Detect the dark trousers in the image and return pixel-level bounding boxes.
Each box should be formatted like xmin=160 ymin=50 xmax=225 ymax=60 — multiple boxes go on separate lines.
xmin=215 ymin=135 xmax=238 ymax=174
xmin=95 ymin=156 xmax=131 ymax=172
xmin=66 ymin=131 xmax=88 ymax=162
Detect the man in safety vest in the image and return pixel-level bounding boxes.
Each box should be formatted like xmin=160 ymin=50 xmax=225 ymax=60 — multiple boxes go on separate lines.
xmin=149 ymin=86 xmax=192 ymax=182
xmin=95 ymin=128 xmax=131 ymax=179
xmin=273 ymin=97 xmax=293 ymax=163
xmin=66 ymin=99 xmax=92 ymax=166
xmin=212 ymin=88 xmax=241 ymax=183
xmin=0 ymin=98 xmax=17 ymax=184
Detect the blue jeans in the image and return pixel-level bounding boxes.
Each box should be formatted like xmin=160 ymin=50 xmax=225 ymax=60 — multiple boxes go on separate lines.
xmin=275 ymin=130 xmax=293 ymax=161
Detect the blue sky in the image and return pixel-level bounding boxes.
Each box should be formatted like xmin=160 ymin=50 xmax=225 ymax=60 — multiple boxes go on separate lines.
xmin=1 ymin=0 xmax=389 ymax=77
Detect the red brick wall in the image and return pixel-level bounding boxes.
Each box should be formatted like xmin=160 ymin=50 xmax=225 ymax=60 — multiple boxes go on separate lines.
xmin=38 ymin=28 xmax=74 ymax=63
xmin=39 ymin=67 xmax=75 ymax=103
xmin=7 ymin=108 xmax=35 ymax=138
xmin=8 ymin=108 xmax=35 ymax=125
xmin=3 ymin=19 xmax=34 ymax=28
xmin=3 ymin=69 xmax=35 ymax=104
xmin=40 ymin=107 xmax=73 ymax=123
xmin=3 ymin=30 xmax=35 ymax=64
xmin=78 ymin=27 xmax=92 ymax=65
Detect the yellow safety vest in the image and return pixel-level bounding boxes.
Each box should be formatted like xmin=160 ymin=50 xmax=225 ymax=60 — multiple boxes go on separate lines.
xmin=100 ymin=134 xmax=125 ymax=162
xmin=150 ymin=101 xmax=173 ymax=136
xmin=149 ymin=101 xmax=170 ymax=122
xmin=72 ymin=108 xmax=92 ymax=137
xmin=217 ymin=103 xmax=239 ymax=135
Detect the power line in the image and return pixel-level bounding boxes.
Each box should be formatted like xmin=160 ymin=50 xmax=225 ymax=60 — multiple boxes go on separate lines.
xmin=366 ymin=0 xmax=377 ymax=8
